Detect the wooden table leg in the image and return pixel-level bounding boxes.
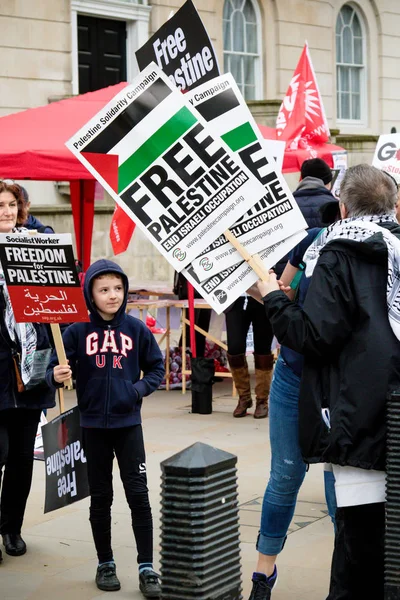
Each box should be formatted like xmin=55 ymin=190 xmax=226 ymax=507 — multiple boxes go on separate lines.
xmin=166 ymin=306 xmax=170 ymax=392
xmin=182 ymin=306 xmax=186 ymax=395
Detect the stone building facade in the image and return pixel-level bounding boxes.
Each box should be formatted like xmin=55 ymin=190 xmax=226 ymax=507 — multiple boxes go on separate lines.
xmin=1 ymin=0 xmax=399 ymax=281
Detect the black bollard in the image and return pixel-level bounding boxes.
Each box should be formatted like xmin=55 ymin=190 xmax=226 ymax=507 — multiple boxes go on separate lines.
xmin=191 ymin=357 xmax=215 ymax=415
xmin=385 ymin=391 xmax=400 ymax=599
xmin=160 ymin=442 xmax=242 ymax=599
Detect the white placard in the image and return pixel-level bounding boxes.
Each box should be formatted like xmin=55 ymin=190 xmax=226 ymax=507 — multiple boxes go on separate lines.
xmin=183 ymin=230 xmax=306 ymax=314
xmin=66 ymin=64 xmax=267 ymax=272
xmin=186 ymin=74 xmax=307 ymax=280
xmin=372 ymin=134 xmax=400 ymax=184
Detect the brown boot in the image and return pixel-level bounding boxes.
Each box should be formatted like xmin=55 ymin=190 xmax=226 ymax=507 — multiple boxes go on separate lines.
xmin=254 ymin=353 xmax=274 ymax=419
xmin=228 ymin=353 xmax=252 ymax=417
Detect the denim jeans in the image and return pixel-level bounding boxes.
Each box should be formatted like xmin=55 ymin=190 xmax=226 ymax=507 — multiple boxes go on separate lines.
xmin=257 ymin=356 xmax=336 ymax=556
xmin=324 ymin=469 xmax=338 ymax=532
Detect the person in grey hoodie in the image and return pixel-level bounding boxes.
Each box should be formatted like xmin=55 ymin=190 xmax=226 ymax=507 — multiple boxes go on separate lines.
xmin=293 ymin=158 xmax=335 ymax=227
xmin=274 ymin=158 xmax=336 ymax=278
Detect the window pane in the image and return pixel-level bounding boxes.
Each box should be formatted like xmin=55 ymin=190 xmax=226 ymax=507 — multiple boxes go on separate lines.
xmin=232 ymin=11 xmax=245 ymax=52
xmin=223 ymin=0 xmax=232 ymax=20
xmin=244 ymin=55 xmax=255 ymax=85
xmin=342 ymin=26 xmax=353 ymax=63
xmin=233 ymin=0 xmax=242 ymax=9
xmin=246 ymin=23 xmax=257 ymax=53
xmin=351 ymin=68 xmax=360 ymax=93
xmin=243 ymin=0 xmax=256 ymax=22
xmin=230 ymin=55 xmax=242 ymax=86
xmin=336 ymin=33 xmax=342 ymax=62
xmin=336 ymin=66 xmax=341 ymax=92
xmin=342 ymin=5 xmax=353 ymax=25
xmin=224 ymin=53 xmax=230 ymax=74
xmin=223 ymin=18 xmax=231 ymax=51
xmin=353 ymin=13 xmax=362 ymax=36
xmin=352 ymin=93 xmax=361 ymax=120
xmin=244 ymin=85 xmax=255 ymax=101
xmin=341 ymin=92 xmax=350 ymax=120
xmin=341 ymin=67 xmax=350 ymax=92
xmin=336 ymin=11 xmax=343 ymax=34
xmin=354 ymin=37 xmax=362 ymax=65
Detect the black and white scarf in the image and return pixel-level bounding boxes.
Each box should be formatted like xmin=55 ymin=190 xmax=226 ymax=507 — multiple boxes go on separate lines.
xmin=0 ymin=228 xmax=37 ymax=384
xmin=303 ymin=214 xmax=400 ymax=341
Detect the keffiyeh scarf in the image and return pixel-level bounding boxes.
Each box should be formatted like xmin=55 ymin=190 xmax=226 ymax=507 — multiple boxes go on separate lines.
xmin=303 ymin=214 xmax=400 ymax=341
xmin=0 ymin=227 xmax=37 ymax=384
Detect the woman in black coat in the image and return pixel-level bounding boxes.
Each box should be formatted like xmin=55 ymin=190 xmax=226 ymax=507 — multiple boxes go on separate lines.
xmin=0 ymin=181 xmax=55 ymax=562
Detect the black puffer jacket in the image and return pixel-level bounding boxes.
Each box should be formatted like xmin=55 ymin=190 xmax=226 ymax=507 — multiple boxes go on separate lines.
xmin=0 ymin=291 xmax=56 ymax=411
xmin=264 ymin=221 xmax=400 ymax=471
xmin=293 ymin=177 xmax=336 ymax=228
xmin=274 ymin=176 xmax=335 ymax=277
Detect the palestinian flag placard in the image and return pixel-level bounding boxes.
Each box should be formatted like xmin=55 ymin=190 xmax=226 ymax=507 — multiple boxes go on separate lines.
xmin=187 ymin=73 xmax=307 ymax=281
xmin=66 ymin=64 xmax=267 ymax=272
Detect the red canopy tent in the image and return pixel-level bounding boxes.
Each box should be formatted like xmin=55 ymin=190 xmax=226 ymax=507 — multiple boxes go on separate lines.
xmin=258 ymin=125 xmax=345 ymax=173
xmin=0 ymin=82 xmax=128 ymax=270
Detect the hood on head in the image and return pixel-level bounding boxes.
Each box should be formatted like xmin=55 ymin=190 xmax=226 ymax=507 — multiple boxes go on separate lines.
xmin=84 ymin=259 xmax=128 ymax=324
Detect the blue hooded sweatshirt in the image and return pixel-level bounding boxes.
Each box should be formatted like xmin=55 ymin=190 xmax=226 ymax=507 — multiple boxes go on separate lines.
xmin=46 ymin=259 xmax=165 ymax=428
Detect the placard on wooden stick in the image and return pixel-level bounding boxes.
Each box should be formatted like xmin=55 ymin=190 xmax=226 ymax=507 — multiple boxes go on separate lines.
xmin=0 ymin=232 xmax=88 ymax=391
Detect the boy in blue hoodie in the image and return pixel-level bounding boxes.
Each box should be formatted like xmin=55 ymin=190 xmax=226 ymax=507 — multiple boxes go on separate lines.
xmin=46 ymin=259 xmax=164 ymax=597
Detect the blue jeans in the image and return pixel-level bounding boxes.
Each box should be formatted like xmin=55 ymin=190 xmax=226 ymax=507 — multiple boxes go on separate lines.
xmin=257 ymin=356 xmax=336 ymax=556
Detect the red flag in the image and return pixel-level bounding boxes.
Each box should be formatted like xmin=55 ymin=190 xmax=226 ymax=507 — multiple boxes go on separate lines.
xmin=110 ymin=204 xmax=135 ymax=255
xmin=276 ymin=43 xmax=329 ymax=151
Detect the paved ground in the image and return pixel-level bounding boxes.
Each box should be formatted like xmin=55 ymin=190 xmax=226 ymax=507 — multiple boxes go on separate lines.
xmin=1 ymin=381 xmax=333 ymax=599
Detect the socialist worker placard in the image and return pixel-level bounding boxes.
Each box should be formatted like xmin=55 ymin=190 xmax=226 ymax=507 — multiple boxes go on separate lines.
xmin=0 ymin=233 xmax=88 ymax=323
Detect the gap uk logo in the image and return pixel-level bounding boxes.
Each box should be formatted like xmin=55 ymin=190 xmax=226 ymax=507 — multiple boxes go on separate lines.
xmin=199 ymin=256 xmax=213 ymax=271
xmin=173 ymin=248 xmax=187 ymax=262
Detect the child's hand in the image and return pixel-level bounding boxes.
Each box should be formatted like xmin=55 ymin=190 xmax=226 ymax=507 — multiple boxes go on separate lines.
xmin=54 ymin=363 xmax=72 ymax=383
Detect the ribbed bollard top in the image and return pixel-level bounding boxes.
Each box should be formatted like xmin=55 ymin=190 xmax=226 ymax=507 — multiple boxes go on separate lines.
xmin=160 ymin=442 xmax=242 ymax=600
xmin=385 ymin=390 xmax=400 ymax=599
xmin=161 ymin=441 xmax=237 ymax=476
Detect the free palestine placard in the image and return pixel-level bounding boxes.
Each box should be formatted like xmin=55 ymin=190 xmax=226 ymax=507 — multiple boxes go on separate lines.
xmin=0 ymin=233 xmax=88 ymax=324
xmin=66 ymin=64 xmax=267 ymax=272
xmin=186 ymin=73 xmax=307 ymax=280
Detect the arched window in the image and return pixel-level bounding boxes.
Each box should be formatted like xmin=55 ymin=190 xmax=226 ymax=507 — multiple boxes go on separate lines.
xmin=336 ymin=4 xmax=366 ymax=121
xmin=223 ymin=0 xmax=261 ymax=100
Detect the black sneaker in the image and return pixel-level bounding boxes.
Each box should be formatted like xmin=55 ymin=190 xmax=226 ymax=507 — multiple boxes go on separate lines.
xmin=248 ymin=568 xmax=277 ymax=599
xmin=139 ymin=569 xmax=161 ymax=598
xmin=95 ymin=562 xmax=121 ymax=592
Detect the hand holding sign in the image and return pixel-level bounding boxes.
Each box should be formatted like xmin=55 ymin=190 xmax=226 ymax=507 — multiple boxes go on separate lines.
xmin=0 ymin=233 xmax=88 ymax=396
xmin=256 ymin=273 xmax=280 ymax=298
xmin=54 ymin=363 xmax=72 ymax=384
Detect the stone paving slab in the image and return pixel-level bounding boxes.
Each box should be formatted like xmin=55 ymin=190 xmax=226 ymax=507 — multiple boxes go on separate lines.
xmin=1 ymin=382 xmax=333 ymax=599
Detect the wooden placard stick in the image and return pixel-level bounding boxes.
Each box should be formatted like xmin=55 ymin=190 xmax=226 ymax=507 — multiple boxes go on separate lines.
xmin=223 ymin=229 xmax=271 ymax=281
xmin=50 ymin=323 xmax=72 ymax=390
xmin=57 ymin=387 xmax=65 ymax=414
